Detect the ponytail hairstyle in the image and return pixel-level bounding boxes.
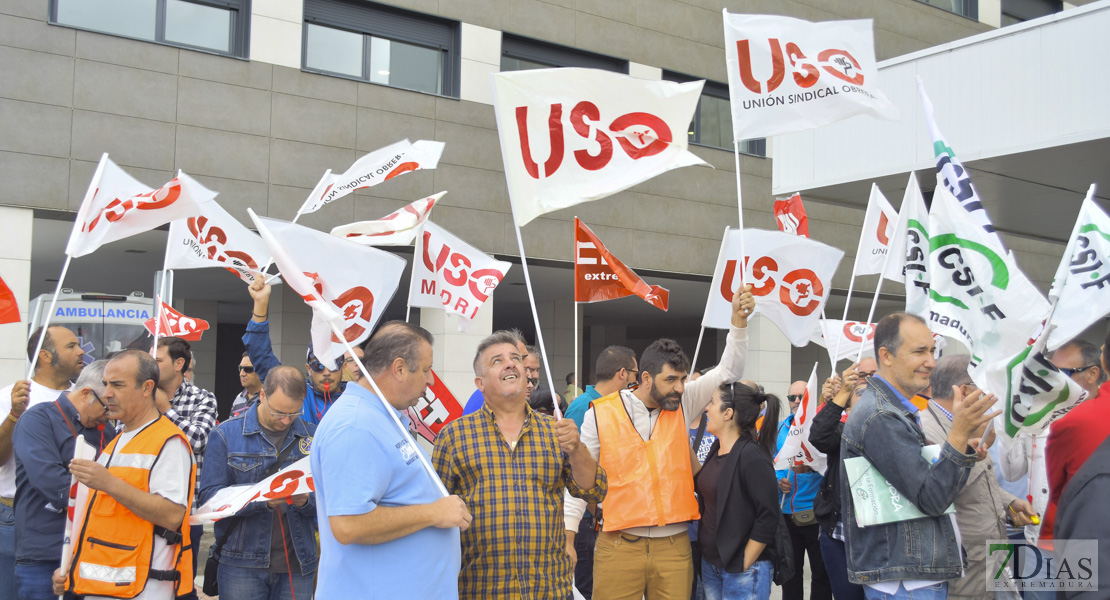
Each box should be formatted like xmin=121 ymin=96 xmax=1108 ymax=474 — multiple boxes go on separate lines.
xmin=718 ymin=382 xmax=783 ymax=457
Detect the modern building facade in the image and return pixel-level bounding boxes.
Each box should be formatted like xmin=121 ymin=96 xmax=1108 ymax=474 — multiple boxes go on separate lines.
xmin=0 ymin=0 xmax=1094 ymax=410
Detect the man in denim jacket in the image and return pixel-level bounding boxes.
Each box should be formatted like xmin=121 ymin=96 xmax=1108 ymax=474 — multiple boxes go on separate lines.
xmin=840 ymin=313 xmax=1000 ymax=600
xmin=199 ymin=365 xmax=317 ymax=599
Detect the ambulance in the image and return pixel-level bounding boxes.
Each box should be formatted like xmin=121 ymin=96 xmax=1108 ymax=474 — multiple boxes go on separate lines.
xmin=27 ymin=291 xmax=155 ymax=363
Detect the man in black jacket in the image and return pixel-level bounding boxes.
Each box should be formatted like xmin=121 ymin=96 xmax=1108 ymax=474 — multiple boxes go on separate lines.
xmin=811 ymin=359 xmax=872 ymax=600
xmin=1052 ymin=434 xmax=1110 ymax=599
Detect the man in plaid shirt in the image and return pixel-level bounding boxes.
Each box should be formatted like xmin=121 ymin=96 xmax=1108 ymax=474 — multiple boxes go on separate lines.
xmin=433 ymin=330 xmax=607 ymax=600
xmin=154 ymin=336 xmax=217 ymax=600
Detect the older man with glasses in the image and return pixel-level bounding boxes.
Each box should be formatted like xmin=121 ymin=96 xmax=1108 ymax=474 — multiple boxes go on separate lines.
xmin=244 ymin=278 xmax=346 ymax=426
xmin=199 ymin=365 xmax=317 ymax=600
xmin=11 ymin=360 xmax=117 ymax=600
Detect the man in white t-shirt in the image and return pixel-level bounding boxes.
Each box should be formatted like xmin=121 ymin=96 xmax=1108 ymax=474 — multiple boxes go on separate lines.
xmin=0 ymin=325 xmax=84 ymax=598
xmin=53 ymin=349 xmax=195 ymax=600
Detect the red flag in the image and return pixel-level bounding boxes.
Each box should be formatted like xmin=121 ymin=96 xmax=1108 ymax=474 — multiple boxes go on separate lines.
xmin=574 ymin=218 xmax=668 ymax=311
xmin=144 ymin=302 xmax=210 ymax=341
xmin=773 ymin=193 xmax=810 ymax=237
xmin=0 ymin=274 xmax=18 ymax=325
xmin=405 ymin=369 xmax=463 ymax=444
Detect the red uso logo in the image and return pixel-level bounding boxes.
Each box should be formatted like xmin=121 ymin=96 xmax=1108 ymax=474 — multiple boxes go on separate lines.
xmin=186 ymin=216 xmax=259 ymax=273
xmin=843 ymin=321 xmax=875 ymax=343
xmin=718 ymin=256 xmax=825 ymax=317
xmin=515 ymin=102 xmax=672 ymax=179
xmin=331 ymin=287 xmax=375 ymax=343
xmin=420 ymin=230 xmax=504 ymax=317
xmin=85 ymin=179 xmax=183 ymax=232
xmin=734 ymin=39 xmax=864 ymax=94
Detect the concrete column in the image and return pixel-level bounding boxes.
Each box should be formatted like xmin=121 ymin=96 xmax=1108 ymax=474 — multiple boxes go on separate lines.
xmin=0 ymin=207 xmax=32 ymax=385
xmin=420 ymin=299 xmax=494 ymax=405
xmin=179 ymin=298 xmax=218 ymax=393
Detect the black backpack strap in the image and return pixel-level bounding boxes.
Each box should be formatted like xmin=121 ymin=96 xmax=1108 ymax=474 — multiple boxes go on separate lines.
xmin=692 ymin=411 xmax=708 ymax=452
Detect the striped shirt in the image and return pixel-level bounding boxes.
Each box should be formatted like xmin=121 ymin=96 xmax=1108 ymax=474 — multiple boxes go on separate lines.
xmin=433 ymin=403 xmax=607 ymax=600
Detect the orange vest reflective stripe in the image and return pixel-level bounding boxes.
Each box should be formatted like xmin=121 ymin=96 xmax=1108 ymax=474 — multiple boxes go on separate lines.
xmin=67 ymin=416 xmax=196 ymax=599
xmin=593 ymin=392 xmax=699 ymax=531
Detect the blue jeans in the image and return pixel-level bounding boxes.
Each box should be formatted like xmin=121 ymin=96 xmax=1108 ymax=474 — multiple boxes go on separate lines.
xmin=819 ymin=531 xmax=865 ymax=600
xmin=15 ymin=559 xmax=58 ymax=600
xmin=862 ymin=581 xmax=947 ymax=600
xmin=0 ymin=503 xmax=16 ymax=600
xmin=701 ymin=560 xmax=772 ymax=600
xmin=218 ymin=563 xmax=315 ymax=600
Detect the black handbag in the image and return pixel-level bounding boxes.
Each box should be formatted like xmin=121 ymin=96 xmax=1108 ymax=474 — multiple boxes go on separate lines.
xmin=771 ymin=513 xmax=796 ymax=586
xmin=202 ymin=440 xmax=298 ymax=595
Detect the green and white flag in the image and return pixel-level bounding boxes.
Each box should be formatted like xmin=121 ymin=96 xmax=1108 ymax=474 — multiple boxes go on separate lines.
xmin=1045 ymin=185 xmax=1110 ymax=351
xmin=918 ymin=77 xmax=1003 ymax=249
xmin=924 ymin=179 xmax=1049 ymax=365
xmin=886 ymin=173 xmax=931 ymax=317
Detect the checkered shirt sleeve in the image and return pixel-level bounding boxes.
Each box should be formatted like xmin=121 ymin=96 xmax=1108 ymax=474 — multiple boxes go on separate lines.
xmin=433 ymin=406 xmax=606 ymax=600
xmin=166 ymin=381 xmax=218 ymax=470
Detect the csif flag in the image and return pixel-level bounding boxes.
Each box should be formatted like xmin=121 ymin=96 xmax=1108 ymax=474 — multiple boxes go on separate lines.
xmin=918 ymin=78 xmax=1002 ymax=248
xmin=886 ymin=173 xmax=931 ymax=313
xmin=408 ymin=222 xmax=511 ymax=327
xmin=492 ymin=68 xmax=706 ymax=227
xmin=703 ymin=228 xmax=843 ymax=346
xmin=143 ymin=301 xmax=211 ymax=341
xmin=66 ymin=156 xmax=214 ymax=258
xmin=723 ymin=12 xmax=897 ymax=141
xmin=773 ymin=363 xmax=827 ymax=474
xmin=165 ymin=200 xmax=272 ymax=284
xmin=1045 ymin=185 xmax=1110 ymax=351
xmin=331 ymin=192 xmax=442 ymax=246
xmin=249 ymin=211 xmax=406 ymax=369
xmin=773 ymin=193 xmax=810 ymax=237
xmin=575 ymin=218 xmax=668 ymax=311
xmin=298 ymin=139 xmax=444 ymax=216
xmin=853 ymin=183 xmax=898 ymax=276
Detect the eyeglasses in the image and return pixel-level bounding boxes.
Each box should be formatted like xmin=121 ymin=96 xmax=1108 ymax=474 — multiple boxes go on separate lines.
xmin=1060 ymin=365 xmax=1098 ymax=377
xmin=787 ymin=394 xmax=803 ymax=402
xmin=90 ymin=388 xmax=108 ymax=413
xmin=238 ymin=365 xmax=255 ymax=374
xmin=265 ymin=398 xmax=303 ymax=421
xmin=307 ymin=359 xmax=334 ymax=373
xmin=625 ymin=368 xmax=639 ymax=379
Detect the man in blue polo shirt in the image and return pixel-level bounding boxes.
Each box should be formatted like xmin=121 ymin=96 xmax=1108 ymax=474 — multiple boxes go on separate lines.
xmin=564 ymin=346 xmax=638 ymax=429
xmin=312 ymin=321 xmax=470 ymax=599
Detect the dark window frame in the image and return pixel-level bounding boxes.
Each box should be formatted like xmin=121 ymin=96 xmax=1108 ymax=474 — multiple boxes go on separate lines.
xmin=500 ymin=33 xmax=628 ymax=73
xmin=913 ymin=0 xmax=979 ymax=21
xmin=663 ymin=71 xmax=765 ymax=158
xmin=302 ymin=0 xmax=460 ymax=98
xmin=49 ymin=0 xmax=250 ymax=58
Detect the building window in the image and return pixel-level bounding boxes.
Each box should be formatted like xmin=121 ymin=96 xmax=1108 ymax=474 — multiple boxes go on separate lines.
xmin=51 ymin=0 xmax=247 ymax=57
xmin=664 ymin=72 xmax=765 ymax=157
xmin=500 ymin=34 xmax=628 ymax=73
xmin=914 ymin=0 xmax=978 ymax=20
xmin=303 ymin=0 xmax=459 ymax=97
xmin=1001 ymin=0 xmax=1062 ymax=26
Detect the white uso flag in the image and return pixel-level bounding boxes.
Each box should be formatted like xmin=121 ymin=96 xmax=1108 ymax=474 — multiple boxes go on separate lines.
xmin=249 ymin=211 xmax=406 ymax=369
xmin=703 ymin=228 xmax=844 ymax=346
xmin=1045 ymin=185 xmax=1110 ymax=351
xmin=492 ymin=67 xmax=706 ymax=227
xmin=810 ymin=319 xmax=876 ymax=362
xmin=331 ymin=192 xmax=443 ymax=246
xmin=925 ymin=180 xmax=1049 ymax=365
xmin=853 ymin=183 xmax=897 ymax=276
xmin=298 ymin=139 xmax=445 ymax=215
xmin=723 ymin=12 xmax=897 ymax=141
xmin=409 ymin=222 xmax=511 ymax=326
xmin=66 ymin=156 xmax=214 ymax=258
xmin=773 ymin=363 xmax=827 ymax=474
xmin=166 ymin=199 xmax=272 ymax=284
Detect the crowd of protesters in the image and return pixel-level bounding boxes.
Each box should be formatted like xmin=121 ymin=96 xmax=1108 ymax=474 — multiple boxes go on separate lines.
xmin=0 ymin=282 xmax=1107 ymax=600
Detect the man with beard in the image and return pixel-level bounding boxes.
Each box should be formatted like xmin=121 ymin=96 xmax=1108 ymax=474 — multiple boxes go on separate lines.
xmin=565 ymin=286 xmax=755 ymax=600
xmin=0 ymin=326 xmax=85 ymax=597
xmin=244 ymin=279 xmax=345 ymax=425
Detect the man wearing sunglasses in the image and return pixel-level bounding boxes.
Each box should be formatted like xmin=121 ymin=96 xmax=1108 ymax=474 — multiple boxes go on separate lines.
xmin=200 ymin=365 xmax=317 ymax=600
xmin=11 ymin=360 xmax=117 ymax=600
xmin=229 ymin=353 xmax=262 ymax=418
xmin=245 ymin=279 xmax=346 ymax=426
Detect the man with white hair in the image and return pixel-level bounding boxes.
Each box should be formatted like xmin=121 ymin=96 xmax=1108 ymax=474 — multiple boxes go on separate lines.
xmin=12 ymin=360 xmax=117 ymax=599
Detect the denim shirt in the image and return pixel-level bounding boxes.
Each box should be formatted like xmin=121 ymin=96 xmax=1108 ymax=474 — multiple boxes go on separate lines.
xmin=839 ymin=376 xmax=976 ymax=584
xmin=198 ymin=405 xmax=318 ymax=574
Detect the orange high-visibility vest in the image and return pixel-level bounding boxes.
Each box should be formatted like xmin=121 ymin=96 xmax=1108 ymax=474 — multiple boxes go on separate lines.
xmin=67 ymin=416 xmax=196 ymax=599
xmin=593 ymin=392 xmax=700 ymax=531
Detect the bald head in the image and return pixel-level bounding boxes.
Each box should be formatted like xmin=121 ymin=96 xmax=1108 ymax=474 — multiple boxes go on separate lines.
xmin=787 ymin=380 xmax=806 ymax=414
xmin=857 ymin=357 xmax=878 ymax=376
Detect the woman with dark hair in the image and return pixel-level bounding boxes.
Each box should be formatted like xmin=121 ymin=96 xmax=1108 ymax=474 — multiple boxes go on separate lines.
xmin=694 ymin=382 xmax=783 ymax=600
